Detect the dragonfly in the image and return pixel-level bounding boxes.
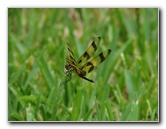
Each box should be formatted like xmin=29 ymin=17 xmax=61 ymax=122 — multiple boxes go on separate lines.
xmin=63 ymin=37 xmax=111 ymax=84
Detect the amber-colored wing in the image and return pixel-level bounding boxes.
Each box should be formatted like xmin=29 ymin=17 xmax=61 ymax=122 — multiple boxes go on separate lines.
xmin=77 ymin=37 xmax=101 ymax=66
xmin=66 ymin=43 xmax=77 ymax=66
xmin=80 ymin=49 xmax=111 ymax=76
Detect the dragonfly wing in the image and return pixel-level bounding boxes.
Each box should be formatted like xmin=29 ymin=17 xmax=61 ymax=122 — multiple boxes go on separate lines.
xmin=77 ymin=37 xmax=101 ymax=66
xmin=81 ymin=49 xmax=111 ymax=75
xmin=66 ymin=43 xmax=77 ymax=65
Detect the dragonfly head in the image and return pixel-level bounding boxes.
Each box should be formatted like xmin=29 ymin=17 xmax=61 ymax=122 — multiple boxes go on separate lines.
xmin=65 ymin=64 xmax=73 ymax=73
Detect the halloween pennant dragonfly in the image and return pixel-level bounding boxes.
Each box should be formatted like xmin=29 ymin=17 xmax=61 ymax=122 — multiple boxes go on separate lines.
xmin=64 ymin=37 xmax=111 ymax=84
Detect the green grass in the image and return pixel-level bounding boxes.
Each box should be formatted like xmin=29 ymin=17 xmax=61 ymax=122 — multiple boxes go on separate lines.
xmin=8 ymin=8 xmax=158 ymax=121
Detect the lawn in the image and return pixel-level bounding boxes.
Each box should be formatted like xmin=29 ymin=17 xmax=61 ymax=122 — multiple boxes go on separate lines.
xmin=8 ymin=8 xmax=158 ymax=121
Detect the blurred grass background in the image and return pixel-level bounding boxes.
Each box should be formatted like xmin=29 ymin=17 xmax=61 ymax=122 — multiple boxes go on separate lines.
xmin=8 ymin=8 xmax=158 ymax=121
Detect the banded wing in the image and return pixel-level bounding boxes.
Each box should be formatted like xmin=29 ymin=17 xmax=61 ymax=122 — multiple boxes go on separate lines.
xmin=77 ymin=37 xmax=101 ymax=66
xmin=81 ymin=49 xmax=111 ymax=76
xmin=66 ymin=43 xmax=76 ymax=66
